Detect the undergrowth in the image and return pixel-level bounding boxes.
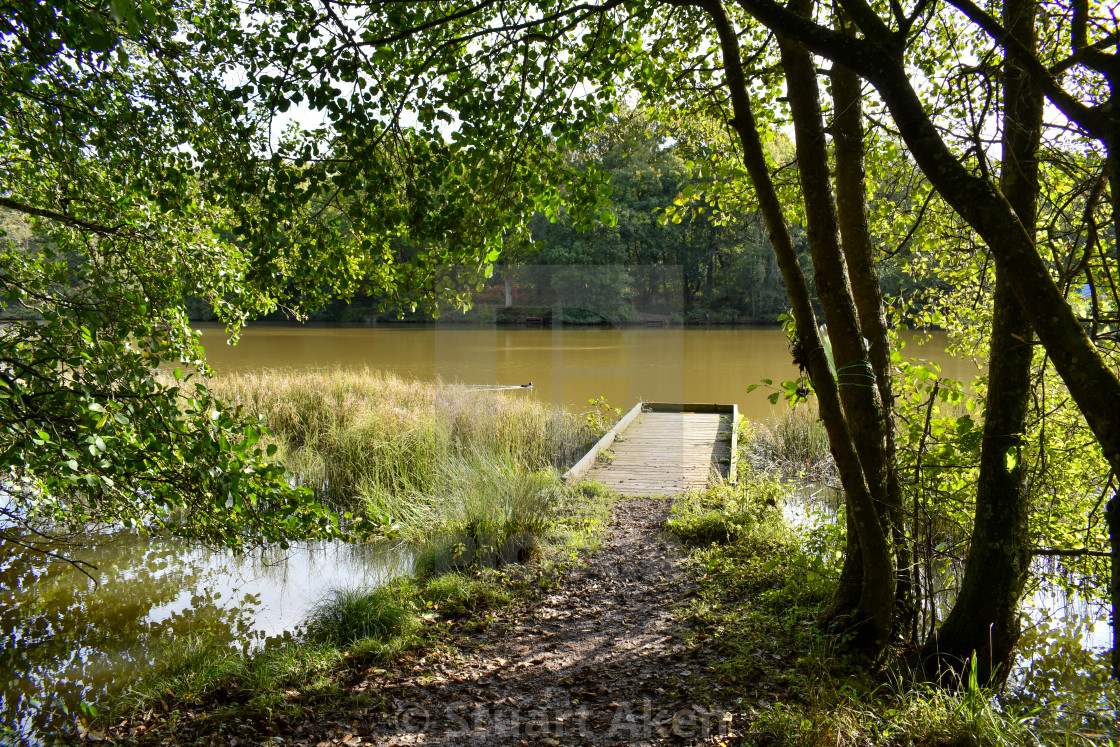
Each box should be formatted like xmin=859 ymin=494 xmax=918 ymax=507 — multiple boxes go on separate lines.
xmin=668 ymin=473 xmax=1037 ymax=746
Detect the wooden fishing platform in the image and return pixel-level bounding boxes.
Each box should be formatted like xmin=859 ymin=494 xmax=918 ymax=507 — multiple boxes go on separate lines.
xmin=564 ymin=402 xmax=738 ymax=496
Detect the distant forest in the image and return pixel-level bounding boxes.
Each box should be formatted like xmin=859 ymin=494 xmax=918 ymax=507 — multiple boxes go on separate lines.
xmin=3 ymin=113 xmax=940 ymax=327
xmin=181 ymin=115 xmax=938 ymax=326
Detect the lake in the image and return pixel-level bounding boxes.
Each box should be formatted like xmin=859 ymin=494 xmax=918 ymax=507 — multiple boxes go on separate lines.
xmin=194 ymin=323 xmax=980 ymax=419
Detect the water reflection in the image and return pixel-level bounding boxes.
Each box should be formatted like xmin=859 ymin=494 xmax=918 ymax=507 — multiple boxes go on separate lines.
xmin=0 ymin=531 xmax=410 ymax=740
xmin=1011 ymin=585 xmax=1119 ymax=737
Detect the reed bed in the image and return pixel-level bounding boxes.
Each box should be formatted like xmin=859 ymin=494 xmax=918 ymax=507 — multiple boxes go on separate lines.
xmin=744 ymin=405 xmax=836 ymax=484
xmin=205 ymin=368 xmax=593 ymax=543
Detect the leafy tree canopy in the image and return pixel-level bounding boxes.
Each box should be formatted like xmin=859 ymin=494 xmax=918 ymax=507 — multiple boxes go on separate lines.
xmin=0 ymin=0 xmax=608 ymax=554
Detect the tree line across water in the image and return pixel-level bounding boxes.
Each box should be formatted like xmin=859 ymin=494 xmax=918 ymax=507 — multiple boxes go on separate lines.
xmin=1 ymin=0 xmax=1118 ymax=714
xmin=177 ymin=113 xmax=936 ymax=326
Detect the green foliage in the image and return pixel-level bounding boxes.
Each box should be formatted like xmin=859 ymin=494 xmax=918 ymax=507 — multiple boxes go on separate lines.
xmin=0 ymin=0 xmax=343 ymax=547
xmin=508 ymin=111 xmax=805 ymax=323
xmin=0 ymin=312 xmax=337 ymax=548
xmin=665 ymin=468 xmax=785 ymax=545
xmin=583 ymin=396 xmax=621 ymax=438
xmin=893 ymin=256 xmax=1113 ymax=639
xmin=304 ymin=587 xmax=413 ymax=646
xmin=2 ymin=0 xmax=611 ymax=552
xmin=674 ymin=488 xmax=1037 ymax=746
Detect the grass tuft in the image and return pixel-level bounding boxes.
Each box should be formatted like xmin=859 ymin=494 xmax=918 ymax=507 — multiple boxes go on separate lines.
xmin=420 ymin=573 xmax=513 ymax=618
xmin=119 ymin=635 xmax=345 ymax=715
xmin=664 ymin=467 xmax=786 ymax=546
xmin=303 ymin=587 xmax=414 ymax=646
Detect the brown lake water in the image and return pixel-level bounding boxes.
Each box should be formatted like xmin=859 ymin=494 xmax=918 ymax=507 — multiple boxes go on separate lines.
xmin=195 ymin=323 xmax=979 ymax=419
xmin=3 ymin=324 xmax=1114 ymax=741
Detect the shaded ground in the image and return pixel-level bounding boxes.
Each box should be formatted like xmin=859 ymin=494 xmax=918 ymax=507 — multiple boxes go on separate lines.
xmin=291 ymin=497 xmax=740 ymax=746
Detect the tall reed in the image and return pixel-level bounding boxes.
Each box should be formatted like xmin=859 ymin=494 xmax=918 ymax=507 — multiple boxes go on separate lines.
xmin=744 ymin=405 xmax=836 ymax=483
xmin=206 ymin=369 xmax=593 ymax=541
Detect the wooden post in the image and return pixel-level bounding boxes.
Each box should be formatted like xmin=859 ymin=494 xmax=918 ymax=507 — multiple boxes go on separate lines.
xmin=1109 ymin=492 xmax=1119 ymax=679
xmin=729 ymin=404 xmax=739 ymax=484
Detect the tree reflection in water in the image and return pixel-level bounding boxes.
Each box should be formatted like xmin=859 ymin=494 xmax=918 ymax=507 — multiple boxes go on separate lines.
xmin=0 ymin=530 xmax=409 ymax=741
xmin=786 ymin=485 xmax=1118 ymax=736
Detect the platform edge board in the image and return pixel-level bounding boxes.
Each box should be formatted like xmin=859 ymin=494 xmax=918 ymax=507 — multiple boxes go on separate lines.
xmin=641 ymin=402 xmax=736 ymax=414
xmin=729 ymin=403 xmax=739 ymax=483
xmin=562 ymin=401 xmax=644 ymax=484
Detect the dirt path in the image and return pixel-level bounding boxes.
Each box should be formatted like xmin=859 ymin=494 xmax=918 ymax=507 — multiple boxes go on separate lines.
xmin=301 ymin=497 xmax=737 ymax=746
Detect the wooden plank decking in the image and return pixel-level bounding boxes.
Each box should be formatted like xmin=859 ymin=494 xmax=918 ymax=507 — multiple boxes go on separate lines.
xmin=567 ymin=403 xmax=736 ymax=496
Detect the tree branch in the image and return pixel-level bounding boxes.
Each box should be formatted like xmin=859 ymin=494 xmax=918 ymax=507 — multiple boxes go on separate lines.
xmin=354 ymin=0 xmax=625 ymax=48
xmin=0 ymin=196 xmax=136 ymax=238
xmin=944 ymin=0 xmax=1112 ymax=140
xmin=1032 ymin=547 xmax=1111 ymax=558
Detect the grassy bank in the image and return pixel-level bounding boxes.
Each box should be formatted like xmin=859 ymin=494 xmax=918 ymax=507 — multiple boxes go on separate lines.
xmin=92 ymin=372 xmax=612 ymax=741
xmin=206 ymin=369 xmax=593 ymax=545
xmin=666 ymin=470 xmax=1037 ymax=745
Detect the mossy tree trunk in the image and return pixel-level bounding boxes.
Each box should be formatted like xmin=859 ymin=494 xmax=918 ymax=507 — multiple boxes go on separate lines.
xmin=777 ymin=6 xmax=898 ymax=645
xmin=830 ymin=14 xmax=912 ymax=635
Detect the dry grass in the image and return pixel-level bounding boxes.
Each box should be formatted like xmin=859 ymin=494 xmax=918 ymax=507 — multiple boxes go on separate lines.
xmin=205 ymin=368 xmax=593 ymax=541
xmin=744 ymin=405 xmax=836 ymax=484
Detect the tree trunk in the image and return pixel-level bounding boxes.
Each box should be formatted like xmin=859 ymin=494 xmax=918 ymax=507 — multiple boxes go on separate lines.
xmin=694 ymin=0 xmax=895 ymax=652
xmin=1109 ymin=493 xmax=1120 ymax=679
xmin=830 ymin=21 xmax=912 ymax=635
xmin=778 ymin=1 xmax=896 ymax=637
xmin=924 ymin=277 xmax=1034 ymax=685
xmin=830 ymin=511 xmax=865 ymax=624
xmin=922 ymin=0 xmax=1041 ymax=686
xmin=504 ymin=269 xmax=513 ymax=308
